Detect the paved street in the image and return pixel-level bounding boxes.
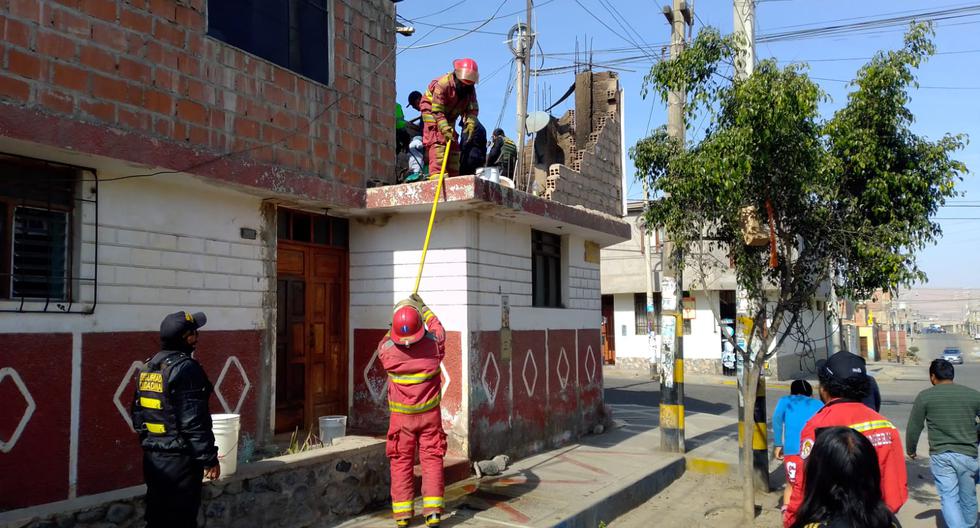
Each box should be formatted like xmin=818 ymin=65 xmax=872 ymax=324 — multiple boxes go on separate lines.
xmin=605 ymin=333 xmax=980 ymax=527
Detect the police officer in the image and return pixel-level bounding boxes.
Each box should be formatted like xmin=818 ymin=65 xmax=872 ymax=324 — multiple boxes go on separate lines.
xmin=132 ymin=311 xmax=220 ymax=528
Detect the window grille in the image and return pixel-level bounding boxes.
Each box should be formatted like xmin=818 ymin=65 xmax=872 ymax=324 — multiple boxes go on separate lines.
xmin=0 ymin=154 xmax=98 ymax=313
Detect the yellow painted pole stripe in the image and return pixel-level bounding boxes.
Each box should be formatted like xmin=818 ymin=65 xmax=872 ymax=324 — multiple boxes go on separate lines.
xmin=737 ymin=421 xmax=768 ymax=450
xmin=674 ymin=359 xmax=684 ymax=384
xmin=660 ymin=403 xmax=685 ymax=429
xmin=413 ymin=145 xmax=452 ymax=295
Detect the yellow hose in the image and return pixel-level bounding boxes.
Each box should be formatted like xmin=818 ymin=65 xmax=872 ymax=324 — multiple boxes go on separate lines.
xmin=413 ymin=144 xmax=452 ymax=294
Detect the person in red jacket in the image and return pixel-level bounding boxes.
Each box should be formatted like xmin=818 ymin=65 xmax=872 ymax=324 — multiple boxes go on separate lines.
xmin=784 ymin=351 xmax=908 ymax=527
xmin=379 ymin=294 xmax=447 ymax=528
xmin=419 ymin=58 xmax=480 ymax=178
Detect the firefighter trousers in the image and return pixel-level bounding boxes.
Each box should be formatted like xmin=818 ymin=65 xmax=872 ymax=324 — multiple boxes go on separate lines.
xmin=143 ymin=451 xmax=204 ymax=528
xmin=422 ymin=123 xmax=460 ymax=178
xmin=386 ymin=408 xmax=448 ymax=520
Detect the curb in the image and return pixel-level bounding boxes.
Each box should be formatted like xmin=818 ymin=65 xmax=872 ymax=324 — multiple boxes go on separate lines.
xmin=554 ymin=456 xmax=686 ymax=528
xmin=719 ymin=379 xmax=791 ymax=390
xmin=686 ymin=456 xmax=737 ymax=476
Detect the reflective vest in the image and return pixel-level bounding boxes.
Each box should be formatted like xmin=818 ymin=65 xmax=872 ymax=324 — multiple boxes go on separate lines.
xmin=380 ymin=334 xmax=442 ymax=414
xmin=132 ymin=351 xmax=188 ymax=449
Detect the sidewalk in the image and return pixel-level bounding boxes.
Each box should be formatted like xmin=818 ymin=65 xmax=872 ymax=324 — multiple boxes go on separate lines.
xmin=339 ymin=403 xmax=752 ymax=528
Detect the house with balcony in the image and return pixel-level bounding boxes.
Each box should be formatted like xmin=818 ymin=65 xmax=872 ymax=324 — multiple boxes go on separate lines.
xmin=0 ymin=0 xmax=629 ymax=522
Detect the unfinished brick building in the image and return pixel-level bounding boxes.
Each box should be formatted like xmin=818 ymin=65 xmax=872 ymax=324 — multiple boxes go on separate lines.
xmin=0 ymin=0 xmax=630 ymax=522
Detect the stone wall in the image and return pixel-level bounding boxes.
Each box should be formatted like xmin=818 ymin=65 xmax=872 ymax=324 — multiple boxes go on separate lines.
xmin=1 ymin=438 xmax=389 ymax=528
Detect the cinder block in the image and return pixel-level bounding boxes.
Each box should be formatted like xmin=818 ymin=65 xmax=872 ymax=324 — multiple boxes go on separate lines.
xmin=177 ymin=271 xmax=205 ymax=289
xmin=239 ymin=258 xmax=265 ymax=277
xmin=206 ymin=240 xmax=231 ymax=256
xmin=131 ymin=249 xmax=162 ymax=267
xmin=214 ymin=256 xmax=242 ymax=274
xmin=115 ymin=266 xmax=147 ymax=285
xmin=239 ymin=291 xmax=264 ymax=307
xmin=230 ymin=242 xmax=260 ymax=259
xmin=97 ymin=226 xmax=116 ymax=244
xmin=148 ymin=233 xmax=178 ymax=250
xmin=177 ymin=236 xmax=206 ymax=253
xmin=116 ymin=228 xmax=149 ymax=247
xmin=99 ymin=245 xmax=131 ymax=265
xmin=204 ymin=273 xmax=230 ymax=290
xmin=99 ymin=285 xmax=131 ymax=304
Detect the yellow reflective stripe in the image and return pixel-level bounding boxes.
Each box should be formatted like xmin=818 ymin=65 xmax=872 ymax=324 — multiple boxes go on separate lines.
xmin=139 ymin=397 xmax=162 ymax=410
xmin=423 ymin=496 xmax=444 ymax=507
xmin=145 ymin=422 xmax=166 ymax=434
xmin=388 ymin=371 xmax=437 ymax=385
xmin=850 ymin=420 xmax=894 ymax=432
xmin=430 ymin=103 xmax=446 ymax=112
xmin=421 ymin=114 xmax=437 ymax=123
xmin=392 ymin=501 xmax=414 ymax=513
xmin=422 ymin=309 xmax=434 ymax=323
xmin=389 ymin=394 xmax=441 ymax=414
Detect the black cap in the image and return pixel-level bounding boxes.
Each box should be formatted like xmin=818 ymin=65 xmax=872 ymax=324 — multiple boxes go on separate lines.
xmin=160 ymin=311 xmax=207 ymax=341
xmin=816 ymin=351 xmax=867 ymax=383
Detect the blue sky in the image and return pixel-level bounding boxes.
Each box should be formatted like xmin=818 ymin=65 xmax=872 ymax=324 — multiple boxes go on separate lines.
xmin=393 ymin=1 xmax=980 ymax=288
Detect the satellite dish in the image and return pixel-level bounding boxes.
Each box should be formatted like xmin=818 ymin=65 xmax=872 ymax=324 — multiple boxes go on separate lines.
xmin=526 ymin=111 xmax=550 ymax=133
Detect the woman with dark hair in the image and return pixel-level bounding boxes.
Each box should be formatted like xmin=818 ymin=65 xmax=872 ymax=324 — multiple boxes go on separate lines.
xmin=790 ymin=426 xmax=901 ymax=528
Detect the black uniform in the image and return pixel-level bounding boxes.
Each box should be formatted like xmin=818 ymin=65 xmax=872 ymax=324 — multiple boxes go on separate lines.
xmin=132 ymin=312 xmax=217 ymax=528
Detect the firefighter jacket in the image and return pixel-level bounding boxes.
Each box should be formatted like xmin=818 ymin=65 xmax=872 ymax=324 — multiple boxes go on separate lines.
xmin=419 ymin=73 xmax=479 ymax=140
xmin=131 ymin=350 xmax=219 ymax=467
xmin=378 ymin=310 xmax=446 ymax=415
xmin=785 ymin=398 xmax=908 ymax=526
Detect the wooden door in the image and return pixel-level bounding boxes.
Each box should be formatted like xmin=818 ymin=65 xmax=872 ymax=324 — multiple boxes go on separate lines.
xmin=601 ymin=295 xmax=616 ymax=364
xmin=306 ymin=249 xmax=348 ymax=423
xmin=275 ymin=242 xmax=348 ymax=434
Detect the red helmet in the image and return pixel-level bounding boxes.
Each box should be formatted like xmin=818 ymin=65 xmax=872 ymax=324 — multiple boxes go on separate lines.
xmin=391 ymin=305 xmax=425 ymax=345
xmin=453 ymin=58 xmax=479 ymax=85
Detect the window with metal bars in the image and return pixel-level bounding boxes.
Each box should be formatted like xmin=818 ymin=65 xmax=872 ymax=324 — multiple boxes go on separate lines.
xmin=531 ymin=229 xmax=562 ymax=308
xmin=207 ymin=0 xmax=331 ymax=85
xmin=634 ymin=292 xmax=662 ymax=335
xmin=1 ymin=157 xmax=79 ymax=302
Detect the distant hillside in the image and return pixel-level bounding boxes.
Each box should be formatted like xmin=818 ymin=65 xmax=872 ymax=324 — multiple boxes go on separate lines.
xmin=895 ymin=288 xmax=980 ymax=322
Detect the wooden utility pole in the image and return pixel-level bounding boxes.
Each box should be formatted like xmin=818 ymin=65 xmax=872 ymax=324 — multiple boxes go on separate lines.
xmin=733 ymin=0 xmax=770 ymax=492
xmin=642 ymin=185 xmax=656 ymax=380
xmin=659 ymin=0 xmax=691 ymax=454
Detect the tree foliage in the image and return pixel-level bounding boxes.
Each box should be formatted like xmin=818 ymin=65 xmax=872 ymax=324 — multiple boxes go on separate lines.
xmin=631 ymin=23 xmax=967 ymax=521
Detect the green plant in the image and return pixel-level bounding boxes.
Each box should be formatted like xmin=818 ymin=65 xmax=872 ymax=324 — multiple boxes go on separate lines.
xmin=285 ymin=426 xmax=322 ymax=455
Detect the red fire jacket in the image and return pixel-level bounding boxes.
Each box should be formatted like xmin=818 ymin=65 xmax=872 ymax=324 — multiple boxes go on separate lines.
xmin=419 ymin=73 xmax=479 ymax=140
xmin=785 ymin=398 xmax=908 ymax=526
xmin=378 ymin=310 xmax=445 ymax=415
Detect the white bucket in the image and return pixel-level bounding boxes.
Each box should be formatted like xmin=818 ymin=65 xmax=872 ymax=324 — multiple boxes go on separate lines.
xmin=476 ymin=166 xmax=501 ymax=184
xmin=211 ymin=414 xmax=240 ymax=476
xmin=318 ymin=415 xmax=347 ymax=446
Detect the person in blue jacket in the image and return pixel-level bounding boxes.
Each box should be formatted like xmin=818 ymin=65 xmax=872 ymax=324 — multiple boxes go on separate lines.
xmin=773 ymin=379 xmax=824 ymax=511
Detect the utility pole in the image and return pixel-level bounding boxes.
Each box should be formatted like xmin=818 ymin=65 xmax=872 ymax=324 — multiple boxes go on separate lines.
xmin=642 ymin=185 xmax=656 ymax=381
xmin=658 ymin=0 xmax=691 ymax=454
xmin=513 ymin=0 xmax=533 ymax=189
xmin=733 ymin=0 xmax=769 ymax=492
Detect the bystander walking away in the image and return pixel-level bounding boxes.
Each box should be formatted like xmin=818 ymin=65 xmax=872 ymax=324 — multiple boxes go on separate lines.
xmin=906 ymin=359 xmax=980 ymax=528
xmin=784 ymin=351 xmax=907 ymax=527
xmin=789 ymin=426 xmax=901 ymax=528
xmin=773 ymin=380 xmax=824 ymax=509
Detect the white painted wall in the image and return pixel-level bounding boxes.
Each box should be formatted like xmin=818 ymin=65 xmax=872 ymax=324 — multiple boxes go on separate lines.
xmin=611 ymin=292 xmax=649 ymax=361
xmin=0 ymin=172 xmax=268 ymax=333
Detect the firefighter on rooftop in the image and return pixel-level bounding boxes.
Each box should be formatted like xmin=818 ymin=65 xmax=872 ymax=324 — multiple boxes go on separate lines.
xmin=379 ymin=293 xmax=448 ymax=527
xmin=419 ymin=58 xmax=480 ymax=178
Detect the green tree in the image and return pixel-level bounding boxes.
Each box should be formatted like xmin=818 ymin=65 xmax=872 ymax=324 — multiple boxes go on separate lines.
xmin=632 ymin=23 xmax=966 ymax=522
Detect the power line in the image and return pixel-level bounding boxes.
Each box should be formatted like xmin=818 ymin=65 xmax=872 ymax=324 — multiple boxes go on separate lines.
xmin=406 ymin=0 xmax=470 ymax=22
xmin=571 ymin=0 xmax=656 ymax=59
xmin=812 ymin=76 xmax=980 ymax=90
xmin=398 ymin=0 xmax=510 ymax=51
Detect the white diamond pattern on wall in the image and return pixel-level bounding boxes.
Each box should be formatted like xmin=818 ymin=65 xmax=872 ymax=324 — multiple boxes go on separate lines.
xmin=585 ymin=345 xmax=597 ymax=383
xmin=522 ymin=349 xmax=538 ymax=397
xmin=481 ymin=352 xmax=500 ymax=406
xmin=113 ymin=361 xmax=144 ymax=431
xmin=363 ymin=348 xmax=386 ymax=403
xmin=214 ymin=356 xmax=252 ymax=414
xmin=557 ymin=347 xmax=570 ymax=390
xmin=0 ymin=368 xmax=37 ymax=453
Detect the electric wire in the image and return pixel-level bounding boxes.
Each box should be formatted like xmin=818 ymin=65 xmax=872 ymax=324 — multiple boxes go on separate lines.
xmin=398 ymin=0 xmax=510 ymax=51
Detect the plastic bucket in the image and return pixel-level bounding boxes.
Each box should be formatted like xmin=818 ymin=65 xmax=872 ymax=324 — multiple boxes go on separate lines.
xmin=318 ymin=415 xmax=347 ymax=446
xmin=476 ymin=166 xmax=501 ymax=184
xmin=211 ymin=414 xmax=240 ymax=476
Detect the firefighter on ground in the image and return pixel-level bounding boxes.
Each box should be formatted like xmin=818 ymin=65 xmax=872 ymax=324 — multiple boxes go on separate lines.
xmin=132 ymin=311 xmax=220 ymax=528
xmin=378 ymin=293 xmax=447 ymax=527
xmin=419 ymin=58 xmax=479 ymax=178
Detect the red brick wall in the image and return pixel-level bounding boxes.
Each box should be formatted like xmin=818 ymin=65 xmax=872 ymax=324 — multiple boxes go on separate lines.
xmin=0 ymin=0 xmax=394 ymax=195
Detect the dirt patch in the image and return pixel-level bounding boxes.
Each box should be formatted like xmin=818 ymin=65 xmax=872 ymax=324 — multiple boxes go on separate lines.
xmin=608 ymin=470 xmax=783 ymax=528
